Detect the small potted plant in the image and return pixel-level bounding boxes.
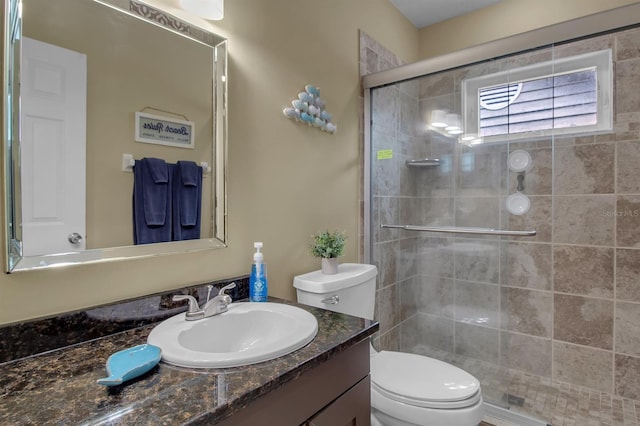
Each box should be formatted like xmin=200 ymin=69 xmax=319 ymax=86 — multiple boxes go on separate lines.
xmin=310 ymin=230 xmax=347 ymax=275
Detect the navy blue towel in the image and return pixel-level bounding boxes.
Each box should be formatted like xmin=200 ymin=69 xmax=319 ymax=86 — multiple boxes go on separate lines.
xmin=133 ymin=158 xmax=172 ymax=244
xmin=172 ymin=161 xmax=202 ymax=241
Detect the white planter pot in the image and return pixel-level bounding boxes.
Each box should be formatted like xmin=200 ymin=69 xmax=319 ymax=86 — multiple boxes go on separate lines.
xmin=321 ymin=257 xmax=338 ymax=275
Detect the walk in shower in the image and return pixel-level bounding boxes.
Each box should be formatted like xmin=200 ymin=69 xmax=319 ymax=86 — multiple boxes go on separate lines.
xmin=363 ymin=16 xmax=640 ymax=425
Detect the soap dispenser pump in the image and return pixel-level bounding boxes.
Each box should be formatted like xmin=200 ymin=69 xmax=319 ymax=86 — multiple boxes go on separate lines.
xmin=249 ymin=242 xmax=268 ymax=302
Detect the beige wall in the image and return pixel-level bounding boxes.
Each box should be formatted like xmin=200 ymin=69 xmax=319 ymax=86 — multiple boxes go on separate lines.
xmin=418 ymin=0 xmax=640 ymax=59
xmin=0 ymin=0 xmax=417 ymax=324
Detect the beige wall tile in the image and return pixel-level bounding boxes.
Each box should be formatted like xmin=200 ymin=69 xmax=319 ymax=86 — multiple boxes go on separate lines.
xmin=410 ymin=314 xmax=455 ymax=353
xmin=553 ymin=144 xmax=615 ymax=195
xmin=553 ymin=341 xmax=613 ymax=393
xmin=554 ymin=294 xmax=613 ymax=350
xmin=553 ymin=245 xmax=614 ymax=298
xmin=373 ymin=240 xmax=397 ymax=288
xmin=418 ymin=71 xmax=456 ymax=98
xmin=399 ymin=275 xmax=420 ymax=322
xmin=616 ymin=59 xmax=640 ymax=114
xmin=398 ymin=315 xmax=420 ymax=352
xmin=419 ymin=276 xmax=454 ymax=318
xmin=615 ymin=354 xmax=640 ymax=399
xmin=457 ymin=151 xmax=506 ymax=197
xmin=502 ymin=242 xmax=552 ymax=290
xmin=375 ymin=325 xmax=400 ymax=352
xmin=455 ymin=322 xmax=500 ymax=364
xmin=371 ymin=131 xmax=399 ymax=196
xmin=553 ymin=195 xmax=615 ymax=246
xmin=500 ymin=332 xmax=552 ymax=377
xmin=616 ymin=249 xmax=640 ymax=303
xmin=399 ymin=91 xmax=420 ymax=138
xmin=416 ymin=165 xmax=455 ymax=198
xmin=398 ymin=132 xmax=429 ymax=158
xmin=371 ymin=86 xmax=399 ymax=133
xmin=616 ymin=27 xmax=640 ymax=61
xmin=501 ymin=287 xmax=553 ymax=338
xmin=453 ymin=239 xmax=501 ymax=283
xmin=416 ymin=236 xmax=454 ymax=278
xmin=374 ymin=196 xmax=400 ymax=243
xmin=553 ymin=33 xmax=613 ymax=59
xmin=397 ymin=238 xmax=417 ymax=281
xmin=455 ymin=196 xmax=501 ymax=229
xmin=616 ymin=195 xmax=640 ymax=248
xmin=615 ymin=301 xmax=640 ymax=357
xmin=398 ymin=78 xmax=419 ymax=100
xmin=399 ymin=197 xmax=420 ymax=226
xmin=454 ymin=280 xmax=501 ymax=329
xmin=616 ymin=141 xmax=640 ymax=194
xmin=417 ymin=197 xmax=454 ymax=226
xmin=376 ymin=282 xmax=400 ymax=334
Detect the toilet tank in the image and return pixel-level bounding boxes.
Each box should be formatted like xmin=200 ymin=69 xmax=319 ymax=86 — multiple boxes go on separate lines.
xmin=293 ymin=263 xmax=377 ymax=320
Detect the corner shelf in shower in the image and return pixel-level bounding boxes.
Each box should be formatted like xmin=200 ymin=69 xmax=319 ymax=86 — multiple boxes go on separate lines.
xmin=405 ymin=158 xmax=440 ymax=167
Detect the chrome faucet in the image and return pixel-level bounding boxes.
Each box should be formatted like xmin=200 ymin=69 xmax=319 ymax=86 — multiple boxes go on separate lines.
xmin=173 ymin=282 xmax=237 ymax=321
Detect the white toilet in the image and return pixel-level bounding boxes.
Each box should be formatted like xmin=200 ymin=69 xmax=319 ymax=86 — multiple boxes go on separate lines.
xmin=294 ymin=263 xmax=485 ymax=426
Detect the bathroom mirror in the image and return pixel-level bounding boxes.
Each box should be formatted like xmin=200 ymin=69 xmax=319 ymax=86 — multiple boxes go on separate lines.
xmin=2 ymin=0 xmax=228 ymax=272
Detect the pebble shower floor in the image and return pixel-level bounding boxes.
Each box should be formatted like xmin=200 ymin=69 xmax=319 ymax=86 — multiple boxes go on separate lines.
xmin=424 ymin=348 xmax=639 ymax=426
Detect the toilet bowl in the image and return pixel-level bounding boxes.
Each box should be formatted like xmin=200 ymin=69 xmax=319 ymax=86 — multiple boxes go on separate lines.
xmin=370 ymin=348 xmax=484 ymax=426
xmin=293 ymin=263 xmax=485 ymax=426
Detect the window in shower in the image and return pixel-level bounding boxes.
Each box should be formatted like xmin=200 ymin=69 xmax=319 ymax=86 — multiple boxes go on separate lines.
xmin=461 ymin=49 xmax=613 ymax=144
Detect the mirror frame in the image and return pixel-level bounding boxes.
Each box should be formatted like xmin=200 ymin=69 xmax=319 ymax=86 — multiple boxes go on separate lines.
xmin=2 ymin=0 xmax=228 ymax=272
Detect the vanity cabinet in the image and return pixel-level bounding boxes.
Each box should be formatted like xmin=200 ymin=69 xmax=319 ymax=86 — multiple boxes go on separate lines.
xmin=304 ymin=375 xmax=370 ymax=426
xmin=216 ymin=338 xmax=371 ymax=426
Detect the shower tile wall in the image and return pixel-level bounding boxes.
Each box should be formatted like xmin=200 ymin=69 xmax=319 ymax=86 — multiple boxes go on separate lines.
xmin=366 ymin=26 xmax=640 ymax=402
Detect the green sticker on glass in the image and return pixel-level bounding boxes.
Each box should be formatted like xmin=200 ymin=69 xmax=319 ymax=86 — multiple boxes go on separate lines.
xmin=377 ymin=149 xmax=393 ymax=160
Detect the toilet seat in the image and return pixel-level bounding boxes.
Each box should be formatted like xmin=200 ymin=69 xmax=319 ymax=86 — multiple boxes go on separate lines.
xmin=371 ymin=351 xmax=481 ymax=409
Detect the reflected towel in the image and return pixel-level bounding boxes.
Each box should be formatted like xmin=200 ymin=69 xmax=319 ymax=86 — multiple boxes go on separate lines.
xmin=142 ymin=158 xmax=168 ymax=226
xmin=133 ymin=158 xmax=172 ymax=244
xmin=173 ymin=161 xmax=202 ymax=241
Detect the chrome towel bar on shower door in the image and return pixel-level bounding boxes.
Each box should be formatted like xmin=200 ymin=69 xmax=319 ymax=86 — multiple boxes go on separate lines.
xmin=381 ymin=225 xmax=536 ymax=237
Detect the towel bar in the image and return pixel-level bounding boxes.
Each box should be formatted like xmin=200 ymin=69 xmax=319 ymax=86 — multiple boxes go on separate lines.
xmin=121 ymin=153 xmax=211 ymax=174
xmin=381 ymin=224 xmax=536 ymax=237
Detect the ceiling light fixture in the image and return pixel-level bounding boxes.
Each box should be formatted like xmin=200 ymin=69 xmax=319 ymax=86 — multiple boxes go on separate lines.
xmin=180 ymin=0 xmax=224 ymax=20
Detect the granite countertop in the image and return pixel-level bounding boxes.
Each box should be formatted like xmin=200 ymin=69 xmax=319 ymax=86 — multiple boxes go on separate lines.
xmin=0 ymin=299 xmax=378 ymax=425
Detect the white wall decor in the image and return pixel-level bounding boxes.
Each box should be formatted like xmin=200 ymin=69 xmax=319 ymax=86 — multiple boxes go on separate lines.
xmin=135 ymin=111 xmax=195 ymax=149
xmin=283 ymin=84 xmax=337 ymax=134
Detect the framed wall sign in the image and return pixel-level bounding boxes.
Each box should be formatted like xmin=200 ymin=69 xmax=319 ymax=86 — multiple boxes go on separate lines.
xmin=134 ymin=111 xmax=195 ymax=149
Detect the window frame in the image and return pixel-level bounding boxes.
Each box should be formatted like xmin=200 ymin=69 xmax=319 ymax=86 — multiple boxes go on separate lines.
xmin=461 ymin=49 xmax=613 ymax=144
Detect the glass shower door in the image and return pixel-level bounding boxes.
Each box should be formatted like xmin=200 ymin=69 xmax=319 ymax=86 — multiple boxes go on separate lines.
xmin=368 ymin=59 xmax=543 ymax=416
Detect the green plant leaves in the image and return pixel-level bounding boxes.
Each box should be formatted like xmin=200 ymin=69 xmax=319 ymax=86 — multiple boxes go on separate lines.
xmin=310 ymin=230 xmax=346 ymax=258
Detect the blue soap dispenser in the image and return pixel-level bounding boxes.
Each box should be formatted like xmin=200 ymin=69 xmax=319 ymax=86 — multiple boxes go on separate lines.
xmin=250 ymin=242 xmax=268 ymax=302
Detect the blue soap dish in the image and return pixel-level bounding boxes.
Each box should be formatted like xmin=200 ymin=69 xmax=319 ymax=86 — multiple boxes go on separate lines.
xmin=96 ymin=344 xmax=162 ymax=386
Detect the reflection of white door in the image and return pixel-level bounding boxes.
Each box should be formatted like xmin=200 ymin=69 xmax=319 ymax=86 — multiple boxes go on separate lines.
xmin=21 ymin=37 xmax=87 ymax=256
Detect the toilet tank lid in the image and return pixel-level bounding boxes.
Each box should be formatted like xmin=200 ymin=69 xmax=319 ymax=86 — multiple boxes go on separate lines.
xmin=293 ymin=263 xmax=377 ymax=293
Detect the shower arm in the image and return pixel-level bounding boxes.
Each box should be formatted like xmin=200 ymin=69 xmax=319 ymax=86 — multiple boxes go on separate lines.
xmin=381 ymin=225 xmax=536 ymax=237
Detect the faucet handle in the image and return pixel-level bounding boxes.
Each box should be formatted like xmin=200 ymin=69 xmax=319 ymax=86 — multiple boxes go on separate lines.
xmin=218 ymin=282 xmax=236 ymax=297
xmin=217 ymin=282 xmax=236 ymax=306
xmin=173 ymin=295 xmax=201 ymax=313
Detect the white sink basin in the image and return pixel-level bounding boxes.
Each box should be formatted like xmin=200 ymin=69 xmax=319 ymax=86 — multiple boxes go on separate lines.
xmin=147 ymin=302 xmax=318 ymax=368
